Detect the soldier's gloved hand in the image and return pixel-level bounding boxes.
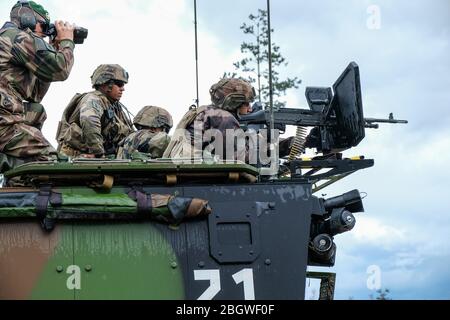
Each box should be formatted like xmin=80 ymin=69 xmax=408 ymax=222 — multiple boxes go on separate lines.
xmin=54 ymin=20 xmax=74 ymax=42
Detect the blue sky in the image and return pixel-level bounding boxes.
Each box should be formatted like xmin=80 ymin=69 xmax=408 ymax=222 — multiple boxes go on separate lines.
xmin=1 ymin=0 xmax=449 ymax=300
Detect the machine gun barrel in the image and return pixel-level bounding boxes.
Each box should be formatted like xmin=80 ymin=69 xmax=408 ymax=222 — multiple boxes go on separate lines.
xmin=364 ymin=113 xmax=408 ymax=129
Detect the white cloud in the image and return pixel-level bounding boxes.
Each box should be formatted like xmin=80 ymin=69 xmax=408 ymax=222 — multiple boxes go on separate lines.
xmin=1 ymin=0 xmax=449 ymax=300
xmin=393 ymin=252 xmax=424 ymax=269
xmin=349 ymin=216 xmax=407 ymax=250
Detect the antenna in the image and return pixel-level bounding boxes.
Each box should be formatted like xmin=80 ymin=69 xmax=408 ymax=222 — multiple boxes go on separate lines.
xmin=264 ymin=0 xmax=280 ymax=178
xmin=194 ymin=0 xmax=200 ymax=108
xmin=266 ymin=0 xmax=274 ymax=133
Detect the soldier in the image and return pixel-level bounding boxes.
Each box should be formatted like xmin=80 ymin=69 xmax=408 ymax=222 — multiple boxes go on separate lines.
xmin=0 ymin=1 xmax=75 ymax=171
xmin=117 ymin=106 xmax=173 ymax=159
xmin=56 ymin=64 xmax=134 ymax=158
xmin=163 ymin=78 xmax=255 ymax=161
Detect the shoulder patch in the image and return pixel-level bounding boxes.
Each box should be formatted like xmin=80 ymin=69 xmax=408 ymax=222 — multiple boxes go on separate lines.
xmin=34 ymin=36 xmax=55 ymax=53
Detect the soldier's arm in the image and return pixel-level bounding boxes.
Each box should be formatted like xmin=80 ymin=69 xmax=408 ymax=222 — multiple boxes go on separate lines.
xmin=79 ymin=97 xmax=105 ymax=156
xmin=120 ymin=133 xmax=137 ymax=159
xmin=148 ymin=132 xmax=171 ymax=158
xmin=203 ymin=110 xmax=242 ymax=159
xmin=12 ymin=31 xmax=74 ymax=82
xmin=218 ymin=114 xmax=245 ymax=161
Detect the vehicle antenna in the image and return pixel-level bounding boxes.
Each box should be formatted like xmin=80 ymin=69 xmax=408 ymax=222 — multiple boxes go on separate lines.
xmin=267 ymin=0 xmax=274 ymax=134
xmin=266 ymin=0 xmax=278 ymax=178
xmin=194 ymin=0 xmax=200 ymax=108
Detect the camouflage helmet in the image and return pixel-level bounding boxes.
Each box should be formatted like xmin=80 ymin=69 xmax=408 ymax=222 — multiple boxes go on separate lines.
xmin=134 ymin=106 xmax=173 ymax=132
xmin=91 ymin=64 xmax=129 ymax=88
xmin=210 ymin=78 xmax=255 ymax=111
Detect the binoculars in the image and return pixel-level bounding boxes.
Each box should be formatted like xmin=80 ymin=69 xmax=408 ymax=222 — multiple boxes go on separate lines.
xmin=45 ymin=23 xmax=88 ymax=44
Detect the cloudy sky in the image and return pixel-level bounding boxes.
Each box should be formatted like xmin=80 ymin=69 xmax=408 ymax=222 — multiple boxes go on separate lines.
xmin=1 ymin=0 xmax=449 ymax=300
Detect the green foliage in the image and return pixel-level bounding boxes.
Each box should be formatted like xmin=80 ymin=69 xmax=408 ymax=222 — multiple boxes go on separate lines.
xmin=226 ymin=9 xmax=301 ymax=109
xmin=375 ymin=288 xmax=392 ymax=300
xmin=369 ymin=288 xmax=392 ymax=300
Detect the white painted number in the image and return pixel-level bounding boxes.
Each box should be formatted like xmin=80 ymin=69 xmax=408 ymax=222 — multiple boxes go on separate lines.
xmin=232 ymin=268 xmax=255 ymax=300
xmin=194 ymin=270 xmax=221 ymax=300
xmin=194 ymin=268 xmax=255 ymax=300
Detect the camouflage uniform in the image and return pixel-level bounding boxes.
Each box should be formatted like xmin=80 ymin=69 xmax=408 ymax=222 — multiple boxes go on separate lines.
xmin=0 ymin=2 xmax=74 ymax=165
xmin=118 ymin=106 xmax=173 ymax=159
xmin=186 ymin=106 xmax=241 ymax=159
xmin=119 ymin=131 xmax=171 ymax=159
xmin=163 ymin=78 xmax=255 ymax=160
xmin=56 ymin=65 xmax=133 ymax=157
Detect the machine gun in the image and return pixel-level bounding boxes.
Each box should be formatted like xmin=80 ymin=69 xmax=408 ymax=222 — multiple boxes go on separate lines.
xmin=239 ymin=62 xmax=407 ymax=193
xmin=239 ymin=62 xmax=408 ymax=154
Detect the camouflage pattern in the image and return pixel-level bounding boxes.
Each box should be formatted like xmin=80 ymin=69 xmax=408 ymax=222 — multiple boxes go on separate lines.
xmin=0 ymin=122 xmax=56 ymax=160
xmin=133 ymin=105 xmax=173 ymax=131
xmin=23 ymin=101 xmax=46 ymax=130
xmin=0 ymin=188 xmax=211 ymax=225
xmin=0 ymin=23 xmax=74 ymax=112
xmin=187 ymin=105 xmax=240 ymax=145
xmin=0 ymin=221 xmax=186 ymax=300
xmin=91 ymin=64 xmax=128 ymax=87
xmin=118 ymin=131 xmax=171 ymax=159
xmin=116 ymin=106 xmax=173 ymax=159
xmin=0 ymin=175 xmax=214 ymax=299
xmin=163 ymin=105 xmax=242 ymax=160
xmin=164 ymin=79 xmax=255 ymax=160
xmin=210 ymin=78 xmax=255 ymax=111
xmin=0 ymin=152 xmax=26 ymax=173
xmin=57 ymin=91 xmax=134 ymax=157
xmin=190 ymin=105 xmax=247 ymax=160
xmin=0 ymin=20 xmax=74 ymax=161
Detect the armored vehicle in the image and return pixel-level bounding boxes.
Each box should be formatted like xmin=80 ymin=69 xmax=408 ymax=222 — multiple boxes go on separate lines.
xmin=0 ymin=62 xmax=405 ymax=300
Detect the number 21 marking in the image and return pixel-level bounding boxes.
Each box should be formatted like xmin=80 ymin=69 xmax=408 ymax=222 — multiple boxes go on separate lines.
xmin=194 ymin=268 xmax=255 ymax=300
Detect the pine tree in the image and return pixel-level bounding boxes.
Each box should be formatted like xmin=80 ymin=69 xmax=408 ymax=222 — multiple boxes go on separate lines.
xmin=226 ymin=9 xmax=301 ymax=109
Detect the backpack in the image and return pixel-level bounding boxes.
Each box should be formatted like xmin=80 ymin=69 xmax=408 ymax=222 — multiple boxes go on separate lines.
xmin=162 ymin=105 xmax=208 ymax=160
xmin=55 ymin=92 xmax=88 ymax=151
